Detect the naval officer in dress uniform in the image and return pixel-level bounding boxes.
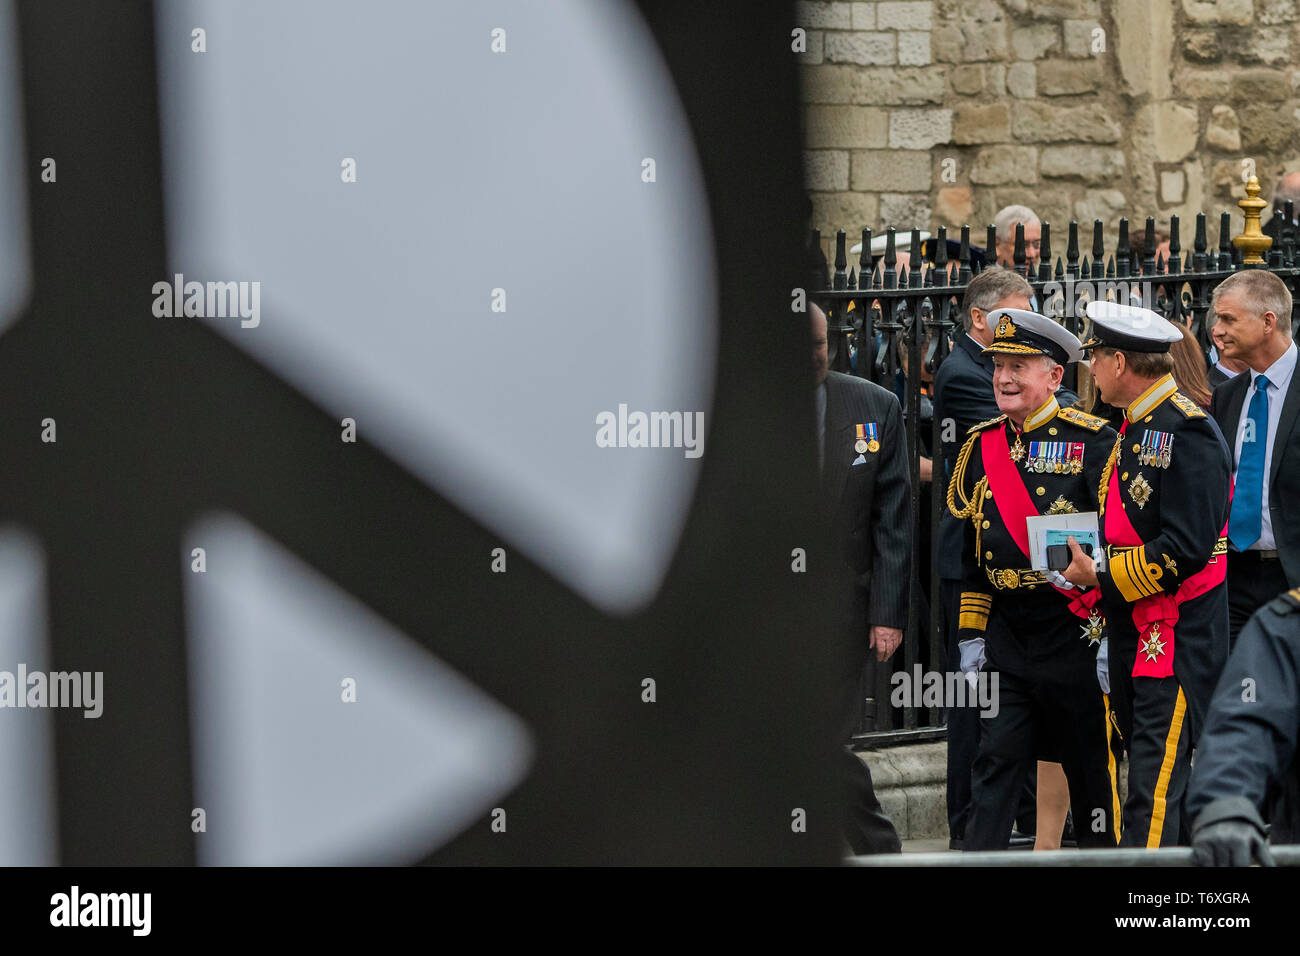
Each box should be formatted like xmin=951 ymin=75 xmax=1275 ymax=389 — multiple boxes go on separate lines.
xmin=1062 ymin=300 xmax=1232 ymax=848
xmin=949 ymin=308 xmax=1118 ymax=850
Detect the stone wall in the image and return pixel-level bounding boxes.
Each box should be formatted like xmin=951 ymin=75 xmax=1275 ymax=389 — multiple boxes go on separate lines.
xmin=798 ymin=0 xmax=1299 ymax=260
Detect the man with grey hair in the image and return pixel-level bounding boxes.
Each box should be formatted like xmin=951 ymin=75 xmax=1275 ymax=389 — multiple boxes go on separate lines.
xmin=1209 ymin=269 xmax=1300 ymax=643
xmin=934 ymin=266 xmax=1078 ymax=846
xmin=950 ymin=308 xmax=1117 ymax=851
xmin=994 ymin=205 xmax=1042 ymax=274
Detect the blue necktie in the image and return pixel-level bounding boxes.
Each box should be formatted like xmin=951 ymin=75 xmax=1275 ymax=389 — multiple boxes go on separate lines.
xmin=1229 ymin=374 xmax=1271 ymax=551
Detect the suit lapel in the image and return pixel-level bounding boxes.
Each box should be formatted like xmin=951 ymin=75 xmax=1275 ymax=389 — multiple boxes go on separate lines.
xmin=1271 ymin=368 xmax=1300 ymax=486
xmin=1219 ymin=373 xmax=1248 ymax=470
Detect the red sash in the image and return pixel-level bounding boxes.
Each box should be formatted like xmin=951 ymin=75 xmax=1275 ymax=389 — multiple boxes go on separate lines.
xmin=1103 ymin=420 xmax=1229 ymax=678
xmin=980 ymin=425 xmax=1101 ymax=620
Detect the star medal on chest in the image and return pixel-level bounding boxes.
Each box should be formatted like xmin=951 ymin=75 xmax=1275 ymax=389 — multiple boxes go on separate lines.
xmin=1048 ymin=494 xmax=1077 ymax=515
xmin=855 ymin=422 xmax=879 ymax=455
xmin=1025 ymin=440 xmax=1084 ymax=475
xmin=1080 ymin=609 xmax=1104 ymax=645
xmin=1139 ymin=624 xmax=1167 ymax=662
xmin=1128 ymin=473 xmax=1153 ymax=509
xmin=1138 ymin=429 xmax=1173 ymax=469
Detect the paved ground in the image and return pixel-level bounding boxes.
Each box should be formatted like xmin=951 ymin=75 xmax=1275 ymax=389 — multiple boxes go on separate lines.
xmin=902 ymin=838 xmax=952 ymax=853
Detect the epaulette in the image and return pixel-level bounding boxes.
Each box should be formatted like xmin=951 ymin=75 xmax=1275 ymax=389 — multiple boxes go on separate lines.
xmin=1268 ymin=588 xmax=1300 ymax=614
xmin=967 ymin=414 xmax=1007 ymax=435
xmin=1056 ymin=407 xmax=1108 ymax=431
xmin=1170 ymin=392 xmax=1206 ymax=419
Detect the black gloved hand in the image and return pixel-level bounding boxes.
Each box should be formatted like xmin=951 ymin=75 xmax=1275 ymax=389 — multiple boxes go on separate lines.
xmin=1191 ymin=798 xmax=1275 ymax=867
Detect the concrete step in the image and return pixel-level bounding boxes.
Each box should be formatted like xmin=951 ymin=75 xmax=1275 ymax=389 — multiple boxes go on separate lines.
xmin=857 ymin=740 xmax=1130 ymax=841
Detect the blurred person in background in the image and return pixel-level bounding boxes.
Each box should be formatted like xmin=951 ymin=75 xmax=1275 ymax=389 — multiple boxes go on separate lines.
xmin=1171 ymin=324 xmax=1213 ymax=410
xmin=993 ymin=205 xmax=1041 ymax=275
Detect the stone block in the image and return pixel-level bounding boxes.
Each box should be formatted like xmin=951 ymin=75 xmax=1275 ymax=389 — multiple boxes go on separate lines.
xmin=1205 ymin=105 xmax=1241 ymax=151
xmin=1180 ymin=69 xmax=1230 ymax=100
xmin=951 ymin=63 xmax=984 ymax=94
xmin=1036 ymin=58 xmax=1102 ymax=95
xmin=880 ymin=192 xmax=933 ymax=226
xmin=801 ymin=64 xmax=948 ymax=104
xmin=1117 ymin=0 xmax=1173 ymax=99
xmin=1004 ymin=0 xmax=1100 ymax=16
xmin=889 ymin=108 xmax=953 ymax=148
xmin=796 ymin=0 xmax=853 ymax=28
xmin=1181 ymin=0 xmax=1255 ymax=24
xmin=804 ymin=150 xmax=850 ymax=191
xmin=1240 ymin=103 xmax=1300 ymax=153
xmin=1012 ymin=102 xmax=1121 ymax=143
xmin=1182 ymin=29 xmax=1220 ymax=62
xmin=852 ymin=2 xmax=877 ymax=28
xmin=1003 ymin=0 xmax=1097 ymax=14
xmin=1161 ymin=169 xmax=1187 ymax=204
xmin=970 ymin=145 xmax=1040 ymax=184
xmin=1258 ymin=0 xmax=1298 ymax=22
xmin=932 ymin=23 xmax=966 ymax=62
xmin=953 ymin=102 xmax=1011 ymax=143
xmin=953 ymin=0 xmax=1007 ymax=61
xmin=852 ymin=149 xmax=933 ymax=190
xmin=1007 ymin=62 xmax=1036 ymax=97
xmin=877 ymin=1 xmax=934 ymax=29
xmin=1074 ymin=189 xmax=1129 ymax=223
xmin=1063 ymin=19 xmax=1103 ymax=58
xmin=805 ymin=105 xmax=890 ymax=148
xmin=826 ymin=30 xmax=897 ymax=65
xmin=986 ymin=63 xmax=1007 ymax=95
xmin=935 ymin=186 xmax=974 ymax=225
xmin=899 ymin=30 xmax=932 ymax=65
xmin=1011 ymin=23 xmax=1060 ymax=59
xmin=1241 ymin=28 xmax=1291 ymax=65
xmin=1211 ymin=158 xmax=1245 ymax=193
xmin=810 ymin=190 xmax=881 ymax=236
xmin=1230 ymin=69 xmax=1291 ymax=101
xmin=1142 ymin=101 xmax=1200 ymax=163
xmin=1040 ymin=145 xmax=1126 ymax=183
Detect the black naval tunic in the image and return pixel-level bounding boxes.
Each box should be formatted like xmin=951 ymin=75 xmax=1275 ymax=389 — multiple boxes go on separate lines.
xmin=949 ymin=394 xmax=1119 ymax=850
xmin=1187 ymin=587 xmax=1300 ymax=850
xmin=1093 ymin=373 xmax=1232 ymax=848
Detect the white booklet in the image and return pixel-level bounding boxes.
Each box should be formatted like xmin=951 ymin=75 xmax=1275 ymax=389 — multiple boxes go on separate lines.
xmin=1025 ymin=511 xmax=1107 ymax=572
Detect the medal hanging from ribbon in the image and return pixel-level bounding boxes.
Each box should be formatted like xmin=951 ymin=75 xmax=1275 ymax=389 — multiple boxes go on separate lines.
xmin=1138 ymin=429 xmax=1173 ymax=469
xmin=1025 ymin=441 xmax=1085 ymax=475
xmin=855 ymin=423 xmax=879 ymax=455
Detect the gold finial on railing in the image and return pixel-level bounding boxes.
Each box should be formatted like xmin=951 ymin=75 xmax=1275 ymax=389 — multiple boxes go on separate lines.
xmin=1233 ymin=175 xmax=1273 ymax=265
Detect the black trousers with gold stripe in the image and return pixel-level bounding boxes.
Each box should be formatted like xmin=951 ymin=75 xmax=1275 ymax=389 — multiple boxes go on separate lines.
xmin=1108 ymin=639 xmax=1193 ymax=847
xmin=965 ymin=594 xmax=1116 ymax=851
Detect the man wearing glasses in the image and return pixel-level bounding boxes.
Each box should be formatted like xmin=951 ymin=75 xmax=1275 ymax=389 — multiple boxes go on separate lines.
xmin=994 ymin=205 xmax=1042 ymax=276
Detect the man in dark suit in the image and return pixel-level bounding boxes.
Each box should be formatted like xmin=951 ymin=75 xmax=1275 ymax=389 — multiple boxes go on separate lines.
xmin=1208 ymin=270 xmax=1300 ymax=644
xmin=811 ymin=303 xmax=910 ymax=854
xmin=1187 ymin=586 xmax=1300 ymax=865
xmin=933 ymin=266 xmax=1078 ymax=847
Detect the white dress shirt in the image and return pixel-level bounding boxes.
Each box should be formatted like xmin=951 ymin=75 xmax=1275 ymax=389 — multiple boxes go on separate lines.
xmin=1232 ymin=340 xmax=1299 ymax=550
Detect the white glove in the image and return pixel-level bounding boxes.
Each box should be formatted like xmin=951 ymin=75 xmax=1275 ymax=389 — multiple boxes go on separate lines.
xmin=1046 ymin=570 xmax=1074 ymax=590
xmin=1096 ymin=637 xmax=1110 ymax=695
xmin=959 ymin=638 xmax=986 ymax=674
